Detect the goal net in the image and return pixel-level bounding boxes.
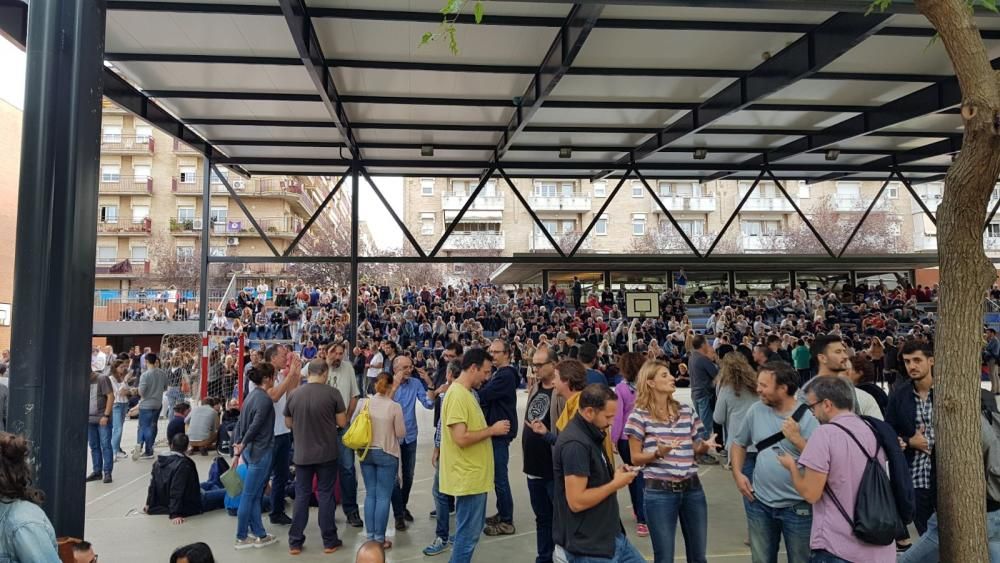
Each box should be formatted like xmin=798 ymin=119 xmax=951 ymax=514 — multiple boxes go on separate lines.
xmin=158 ymin=333 xmax=204 ymax=406
xmin=201 ymin=331 xmax=246 ymax=405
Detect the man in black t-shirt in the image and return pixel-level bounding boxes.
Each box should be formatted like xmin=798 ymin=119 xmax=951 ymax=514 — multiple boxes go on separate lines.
xmin=523 ymin=346 xmax=559 ymax=563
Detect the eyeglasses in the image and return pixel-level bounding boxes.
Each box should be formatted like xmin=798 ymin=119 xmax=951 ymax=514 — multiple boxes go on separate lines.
xmin=531 ymin=361 xmax=552 ymax=369
xmin=806 ymin=399 xmax=824 ymax=411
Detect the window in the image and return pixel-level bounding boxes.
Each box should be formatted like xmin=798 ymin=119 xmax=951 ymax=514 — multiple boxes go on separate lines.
xmin=560 ymin=182 xmax=575 ymax=197
xmin=559 ymin=220 xmax=576 ymax=234
xmin=989 ymin=224 xmax=1000 ymax=238
xmin=798 ymin=181 xmax=811 ymax=199
xmin=741 ymin=220 xmax=781 ymax=237
xmin=0 ymin=303 xmax=10 ymax=326
xmin=632 ymin=213 xmax=646 ymax=236
xmin=595 ymin=215 xmax=608 ymax=236
xmin=887 ymin=183 xmax=900 ymax=199
xmin=210 ymin=207 xmax=228 ymax=225
xmin=209 ymin=168 xmax=225 ymax=184
xmin=676 ymin=219 xmax=705 ymax=237
xmin=922 ymin=183 xmax=943 ymax=200
xmin=134 ymin=125 xmax=153 ymax=143
xmin=421 ymin=212 xmax=435 ymax=235
xmin=452 ymin=180 xmax=469 ymax=197
xmin=673 ymin=183 xmax=696 ymax=198
xmin=992 ymin=185 xmax=1000 ymax=201
xmin=176 ymin=246 xmax=195 ymax=262
xmin=99 ymin=205 xmax=118 ymax=224
xmin=836 ymin=182 xmax=861 ymax=199
xmin=421 ymin=178 xmax=434 ymax=196
xmin=631 ymin=180 xmax=644 ymax=198
xmin=130 ymin=245 xmax=148 ymax=262
xmin=209 ymin=246 xmax=227 ymax=257
xmin=658 ymin=182 xmax=672 ymax=197
xmin=97 ymin=246 xmax=117 ymax=263
xmin=131 ymin=206 xmax=149 ymax=223
xmin=534 ymin=182 xmax=557 ymax=197
xmin=177 ymin=207 xmax=195 ymax=221
xmin=101 ymin=165 xmax=120 ymax=182
xmin=102 ymin=126 xmax=121 ymax=142
xmin=133 ymin=165 xmax=151 ymax=181
xmin=483 ymin=180 xmax=497 ymax=198
xmin=179 ymin=166 xmax=197 ymax=184
xmin=592 ymin=181 xmax=607 ymax=197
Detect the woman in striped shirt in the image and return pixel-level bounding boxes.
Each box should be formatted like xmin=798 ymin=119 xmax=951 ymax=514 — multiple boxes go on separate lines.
xmin=625 ymin=360 xmax=719 ymax=563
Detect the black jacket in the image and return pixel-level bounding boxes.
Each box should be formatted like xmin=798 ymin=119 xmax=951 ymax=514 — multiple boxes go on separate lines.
xmin=478 ymin=365 xmax=519 ymax=440
xmin=886 ymin=381 xmax=936 ymax=491
xmin=146 ymin=452 xmax=203 ymax=519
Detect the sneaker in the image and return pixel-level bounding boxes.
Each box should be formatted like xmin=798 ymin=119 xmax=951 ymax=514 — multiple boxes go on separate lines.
xmin=448 ymin=535 xmax=455 ymax=545
xmin=485 ymin=513 xmax=502 ymax=526
xmin=103 ymin=474 xmax=113 ymax=484
xmin=85 ymin=472 xmax=101 ymax=482
xmin=139 ymin=453 xmax=155 ymax=460
xmin=429 ymin=509 xmax=437 ymax=518
xmin=636 ymin=524 xmax=649 ymax=537
xmin=395 ymin=517 xmax=408 ymax=531
xmin=131 ymin=444 xmax=142 ymax=461
xmin=403 ymin=509 xmax=414 ymax=522
xmin=347 ymin=512 xmax=364 ymax=528
xmin=254 ymin=534 xmax=278 ymax=549
xmin=234 ymin=538 xmax=255 ymax=550
xmin=483 ymin=522 xmax=516 ymax=536
xmin=115 ymin=452 xmax=128 ymax=461
xmin=422 ymin=537 xmax=450 ymax=556
xmin=270 ymin=513 xmax=292 ymax=526
xmin=698 ymin=454 xmax=719 ymax=465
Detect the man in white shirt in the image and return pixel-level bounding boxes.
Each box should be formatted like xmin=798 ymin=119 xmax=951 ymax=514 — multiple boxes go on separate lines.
xmin=810 ymin=334 xmax=883 ymax=420
xmin=256 ymin=282 xmax=269 ymax=305
xmin=366 ymin=341 xmax=385 ymax=395
xmin=255 ymin=344 xmax=301 ymax=526
xmin=91 ymin=347 xmax=108 ymax=374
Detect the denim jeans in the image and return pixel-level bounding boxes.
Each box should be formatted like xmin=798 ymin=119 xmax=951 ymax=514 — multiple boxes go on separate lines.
xmin=164 ymin=386 xmax=185 ymax=417
xmin=644 ymin=484 xmax=708 ymax=563
xmin=745 ymin=499 xmax=812 ymax=563
xmin=336 ymin=429 xmax=359 ymax=516
xmin=559 ymin=533 xmax=647 ymax=563
xmin=492 ymin=437 xmax=514 ymax=523
xmin=88 ymin=422 xmax=113 ymax=476
xmin=432 ymin=465 xmax=454 ymax=541
xmin=391 ymin=440 xmax=418 ymax=518
xmin=269 ymin=433 xmax=292 ymax=518
xmin=450 ymin=493 xmax=487 ymax=563
xmin=899 ymin=511 xmax=1000 ymax=563
xmin=289 ymin=461 xmax=341 ymax=550
xmin=526 ymin=478 xmax=554 ymax=563
xmin=692 ymin=394 xmax=713 ymax=440
xmin=617 ymin=439 xmax=646 ymax=524
xmin=808 ymin=550 xmax=851 ymax=563
xmin=360 ymin=448 xmax=398 ymax=543
xmin=201 ymin=488 xmax=226 ymax=512
xmin=237 ymin=449 xmax=274 ymax=541
xmin=111 ymin=402 xmax=128 ymax=455
xmin=137 ymin=408 xmax=159 ymax=456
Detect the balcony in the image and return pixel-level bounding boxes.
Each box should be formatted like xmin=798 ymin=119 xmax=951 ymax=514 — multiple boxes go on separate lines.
xmin=834 ymin=197 xmax=889 ymax=212
xmin=99 ymin=175 xmax=152 ymax=195
xmin=529 ymin=231 xmax=591 ymax=252
xmin=199 ymin=216 xmax=304 ymax=238
xmin=95 ymin=258 xmax=150 ymax=277
xmin=740 ymin=197 xmax=795 ymax=213
xmin=527 ymin=194 xmax=592 ymax=213
xmin=741 ymin=235 xmax=787 ymax=252
xmin=441 ymin=193 xmax=505 ymax=211
xmin=101 ymin=135 xmax=154 ymax=154
xmin=440 ymin=231 xmax=505 ymax=251
xmin=913 ymin=194 xmax=942 ymax=214
xmin=173 ymin=139 xmax=200 ymax=153
xmin=171 ymin=176 xmax=313 ymax=215
xmin=650 ymin=195 xmax=716 ymax=213
xmin=97 ymin=217 xmax=151 ymax=235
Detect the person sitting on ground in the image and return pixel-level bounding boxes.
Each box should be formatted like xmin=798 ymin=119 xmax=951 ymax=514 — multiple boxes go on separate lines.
xmin=0 ymin=432 xmax=60 ymax=562
xmin=186 ymin=398 xmax=221 ymax=455
xmin=166 ymin=403 xmax=191 ymax=445
xmin=144 ymin=434 xmax=225 ymax=523
xmin=169 ymin=542 xmax=215 ymax=563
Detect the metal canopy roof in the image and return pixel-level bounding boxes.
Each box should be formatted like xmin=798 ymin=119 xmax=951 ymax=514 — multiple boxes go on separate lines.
xmin=2 ymin=0 xmax=994 ymax=182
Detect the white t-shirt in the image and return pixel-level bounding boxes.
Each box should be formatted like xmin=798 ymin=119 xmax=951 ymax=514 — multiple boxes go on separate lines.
xmin=248 ymin=372 xmax=291 ymax=436
xmin=366 ymin=352 xmax=384 ymax=380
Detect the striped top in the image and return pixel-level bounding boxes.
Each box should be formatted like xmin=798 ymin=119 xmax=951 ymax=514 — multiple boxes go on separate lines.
xmin=624 ymin=404 xmax=703 ymax=481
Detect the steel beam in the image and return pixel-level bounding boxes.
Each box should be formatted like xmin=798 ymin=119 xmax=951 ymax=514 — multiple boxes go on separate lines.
xmin=283 ymin=173 xmax=348 ymax=257
xmin=571 ymin=169 xmax=634 ymax=257
xmin=278 ymin=0 xmax=362 ymax=159
xmin=212 ymin=164 xmax=281 ymax=256
xmin=357 ymin=167 xmax=426 ymax=257
xmin=637 ymin=169 xmax=702 ymax=257
xmin=894 ymin=169 xmax=938 ymax=227
xmin=0 ymin=0 xmax=27 ymax=46
xmin=8 ymin=0 xmax=106 ymax=537
xmin=497 ymin=167 xmax=566 ymax=257
xmin=838 ymin=173 xmax=894 ymax=258
xmin=349 ymin=163 xmax=359 ymax=346
xmin=705 ymin=170 xmax=766 ymax=257
xmin=768 ymin=170 xmax=836 ymax=258
xmin=597 ymin=11 xmax=891 ymax=178
xmin=430 ymin=168 xmax=497 ymax=258
xmin=198 ymin=158 xmax=211 ymax=331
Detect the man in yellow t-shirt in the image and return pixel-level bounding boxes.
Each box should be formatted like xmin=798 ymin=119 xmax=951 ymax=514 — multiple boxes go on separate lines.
xmin=440 ymin=348 xmax=510 ymax=563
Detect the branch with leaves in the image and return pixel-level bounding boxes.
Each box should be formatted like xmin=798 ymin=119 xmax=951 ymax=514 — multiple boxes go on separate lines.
xmin=422 ymin=0 xmax=485 ymax=54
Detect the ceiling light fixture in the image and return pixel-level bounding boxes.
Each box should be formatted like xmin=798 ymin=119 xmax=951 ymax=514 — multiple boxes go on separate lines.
xmin=421 ymin=145 xmax=434 ymax=157
xmin=825 ymin=149 xmax=840 ymax=161
xmin=559 ymin=147 xmax=572 ymax=159
xmin=693 ymin=148 xmax=708 ymax=160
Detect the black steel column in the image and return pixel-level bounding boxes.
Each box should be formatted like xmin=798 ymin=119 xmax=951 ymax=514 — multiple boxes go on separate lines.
xmin=198 ymin=157 xmax=211 ymax=332
xmin=8 ymin=0 xmax=107 ymax=537
xmin=349 ymin=164 xmax=360 ymax=346
xmin=603 ymin=271 xmax=611 ymax=291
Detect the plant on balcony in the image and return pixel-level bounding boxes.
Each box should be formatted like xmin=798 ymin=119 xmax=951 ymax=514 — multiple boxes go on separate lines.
xmin=169 ymin=218 xmax=179 ymax=232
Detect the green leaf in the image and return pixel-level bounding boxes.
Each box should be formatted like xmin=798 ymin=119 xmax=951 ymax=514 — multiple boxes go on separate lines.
xmin=865 ymin=0 xmax=892 ymax=15
xmin=448 ymin=26 xmax=459 ymax=55
xmin=441 ymin=0 xmax=462 ymax=15
xmin=980 ymin=0 xmax=1000 ymax=14
xmin=474 ymin=1 xmax=485 ymax=24
xmin=420 ymin=31 xmax=434 ymax=46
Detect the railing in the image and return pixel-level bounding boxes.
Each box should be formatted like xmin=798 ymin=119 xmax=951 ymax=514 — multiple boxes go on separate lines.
xmin=651 ymin=195 xmax=716 ymax=213
xmin=101 ymin=134 xmax=154 ymax=153
xmin=741 ymin=234 xmax=787 ymax=252
xmin=186 ymin=216 xmax=304 ymax=237
xmin=834 ymin=197 xmax=889 ymax=212
xmin=440 ymin=231 xmax=505 ymax=251
xmin=94 ymin=258 xmax=150 ymax=276
xmin=441 ymin=193 xmax=505 ymax=210
xmin=529 ymin=231 xmax=591 ymax=252
xmin=741 ymin=197 xmax=794 ymax=212
xmin=172 ymin=176 xmax=306 ymax=199
xmin=527 ymin=194 xmax=592 ymax=212
xmin=97 ymin=217 xmax=152 ymax=234
xmin=173 ymin=139 xmax=200 ymax=153
xmin=99 ymin=175 xmax=153 ymax=194
xmin=985 ymin=299 xmax=1000 ymax=314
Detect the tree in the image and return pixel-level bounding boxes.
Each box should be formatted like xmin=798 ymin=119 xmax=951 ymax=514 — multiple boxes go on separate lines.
xmin=783 ymin=194 xmax=906 ymax=254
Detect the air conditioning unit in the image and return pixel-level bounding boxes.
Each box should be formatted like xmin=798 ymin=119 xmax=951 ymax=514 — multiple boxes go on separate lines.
xmin=227 ymin=237 xmax=240 ymax=246
xmin=192 ymin=218 xmax=202 ymax=230
xmin=232 ymin=179 xmax=245 ymax=190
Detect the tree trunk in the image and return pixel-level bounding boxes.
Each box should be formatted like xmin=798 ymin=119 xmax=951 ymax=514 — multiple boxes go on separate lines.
xmin=914 ymin=1 xmax=1000 ymax=560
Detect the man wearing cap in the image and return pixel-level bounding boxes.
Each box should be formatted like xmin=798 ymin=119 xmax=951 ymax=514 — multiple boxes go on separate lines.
xmin=579 ymin=342 xmax=607 ymax=386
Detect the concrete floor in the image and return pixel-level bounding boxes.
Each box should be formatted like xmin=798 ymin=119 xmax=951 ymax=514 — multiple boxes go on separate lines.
xmin=84 ymin=390 xmax=765 ymax=562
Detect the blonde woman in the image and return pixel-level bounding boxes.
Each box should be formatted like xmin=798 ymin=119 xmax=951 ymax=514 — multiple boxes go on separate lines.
xmin=625 ymin=360 xmax=719 ymax=563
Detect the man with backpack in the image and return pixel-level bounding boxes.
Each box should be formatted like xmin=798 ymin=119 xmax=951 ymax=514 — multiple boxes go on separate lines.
xmin=777 ymin=376 xmax=906 ymax=562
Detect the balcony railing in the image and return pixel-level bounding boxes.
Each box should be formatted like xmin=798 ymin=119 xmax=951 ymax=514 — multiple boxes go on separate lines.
xmin=99 ymin=175 xmax=153 ymax=194
xmin=651 ymin=195 xmax=716 ymax=213
xmin=914 ymin=194 xmax=942 ymax=214
xmin=528 ymin=194 xmax=592 ymax=212
xmin=441 ymin=193 xmax=505 ymax=211
xmin=101 ymin=135 xmax=154 ymax=154
xmin=834 ymin=197 xmax=890 ymax=212
xmin=529 ymin=231 xmax=591 ymax=252
xmin=95 ymin=258 xmax=150 ymax=276
xmin=173 ymin=139 xmax=200 ymax=153
xmin=440 ymin=232 xmax=505 ymax=251
xmin=741 ymin=197 xmax=795 ymax=212
xmin=741 ymin=235 xmax=787 ymax=252
xmin=172 ymin=176 xmax=307 ymax=200
xmin=184 ymin=216 xmax=304 ymax=237
xmin=97 ymin=217 xmax=152 ymax=235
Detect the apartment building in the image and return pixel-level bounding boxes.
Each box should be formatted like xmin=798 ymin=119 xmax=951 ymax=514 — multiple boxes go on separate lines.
xmin=404 ymin=175 xmax=1000 ymax=259
xmin=96 ymin=101 xmax=344 ymax=292
xmin=0 ymin=99 xmax=20 ymax=349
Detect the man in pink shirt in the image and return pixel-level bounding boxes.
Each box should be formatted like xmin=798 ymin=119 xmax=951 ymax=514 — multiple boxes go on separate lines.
xmin=777 ymin=376 xmax=896 ymax=563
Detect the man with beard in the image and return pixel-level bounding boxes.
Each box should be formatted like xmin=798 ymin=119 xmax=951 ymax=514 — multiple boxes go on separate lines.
xmin=522 ymin=346 xmax=561 ymax=563
xmin=811 ymin=335 xmax=882 ymax=420
xmin=324 ymin=342 xmax=363 ymax=528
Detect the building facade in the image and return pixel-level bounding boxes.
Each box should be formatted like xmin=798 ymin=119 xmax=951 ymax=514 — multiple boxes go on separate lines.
xmin=0 ymin=99 xmax=20 ymax=349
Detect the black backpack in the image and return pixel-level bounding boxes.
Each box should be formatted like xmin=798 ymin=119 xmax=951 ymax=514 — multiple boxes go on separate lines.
xmin=825 ymin=419 xmax=901 ymax=546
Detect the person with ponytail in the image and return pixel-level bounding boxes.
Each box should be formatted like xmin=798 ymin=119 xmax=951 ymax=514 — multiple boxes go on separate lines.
xmin=0 ymin=432 xmax=60 ymax=562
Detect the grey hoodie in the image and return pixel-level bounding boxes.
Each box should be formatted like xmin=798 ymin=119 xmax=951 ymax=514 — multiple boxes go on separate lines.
xmin=138 ymin=367 xmax=168 ymax=410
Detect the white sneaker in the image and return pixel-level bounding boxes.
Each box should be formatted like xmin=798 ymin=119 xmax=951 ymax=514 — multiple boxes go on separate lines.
xmin=234 ymin=538 xmax=255 ymax=550
xmin=131 ymin=445 xmax=142 ymax=461
xmin=254 ymin=534 xmax=278 ymax=548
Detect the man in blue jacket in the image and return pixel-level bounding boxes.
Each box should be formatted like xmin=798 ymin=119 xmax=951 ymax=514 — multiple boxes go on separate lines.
xmin=481 ymin=339 xmax=519 ymax=536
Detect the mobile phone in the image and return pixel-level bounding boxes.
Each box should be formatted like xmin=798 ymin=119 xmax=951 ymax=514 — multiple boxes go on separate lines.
xmin=771 ymin=446 xmax=785 ymax=455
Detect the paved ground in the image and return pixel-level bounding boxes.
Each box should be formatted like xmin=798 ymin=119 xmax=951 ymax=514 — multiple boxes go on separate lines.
xmin=84 ymin=389 xmax=773 ymax=562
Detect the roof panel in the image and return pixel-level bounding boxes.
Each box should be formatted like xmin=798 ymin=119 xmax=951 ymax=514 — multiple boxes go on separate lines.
xmin=642 ymin=151 xmax=753 ymax=165
xmin=360 ymin=147 xmax=495 ymax=161
xmin=550 ymin=75 xmax=733 ymax=103
xmin=346 ymin=103 xmax=512 ymax=126
xmin=162 ymin=98 xmax=331 ymax=121
xmin=599 ymin=5 xmax=833 ymax=24
xmin=514 ymin=130 xmax=653 ymax=148
xmin=218 ymin=145 xmax=348 ymax=160
xmin=762 ymin=79 xmax=931 ymax=106
xmin=108 ymin=61 xmax=316 ymax=92
xmin=188 ymin=124 xmax=343 ymax=142
xmin=778 ymin=153 xmax=884 ymax=166
xmin=712 ymin=110 xmax=857 ymax=130
xmin=358 ymin=129 xmax=499 ymax=146
xmin=831 ymin=136 xmax=944 ymax=151
xmin=683 ymin=133 xmax=806 ymax=149
xmin=309 ymin=0 xmax=572 ymax=17
xmin=106 ymin=11 xmax=296 ymax=57
xmin=531 ymin=107 xmax=683 ymax=127
xmin=822 ymin=35 xmax=1000 ymax=75
xmin=331 ymin=67 xmax=529 ymax=99
xmin=883 ymin=112 xmax=964 ymax=133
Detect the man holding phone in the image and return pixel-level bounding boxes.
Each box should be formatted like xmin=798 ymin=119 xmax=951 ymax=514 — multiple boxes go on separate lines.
xmin=521 ymin=346 xmax=559 ymax=563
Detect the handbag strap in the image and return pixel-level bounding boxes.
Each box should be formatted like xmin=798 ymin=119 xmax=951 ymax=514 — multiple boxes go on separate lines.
xmin=821 ymin=419 xmax=882 ymax=529
xmin=754 ymin=403 xmax=809 ymax=452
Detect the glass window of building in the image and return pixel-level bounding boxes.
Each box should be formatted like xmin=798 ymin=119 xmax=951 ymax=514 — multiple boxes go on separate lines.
xmin=632 ymin=213 xmax=646 ymax=235
xmin=421 ymin=178 xmax=434 ymax=196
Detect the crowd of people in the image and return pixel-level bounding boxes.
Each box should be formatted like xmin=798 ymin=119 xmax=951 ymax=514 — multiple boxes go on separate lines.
xmin=9 ymin=274 xmax=1000 ymax=563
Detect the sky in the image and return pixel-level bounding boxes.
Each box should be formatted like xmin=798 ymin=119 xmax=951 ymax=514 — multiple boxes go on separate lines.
xmin=0 ymin=36 xmax=403 ymax=249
